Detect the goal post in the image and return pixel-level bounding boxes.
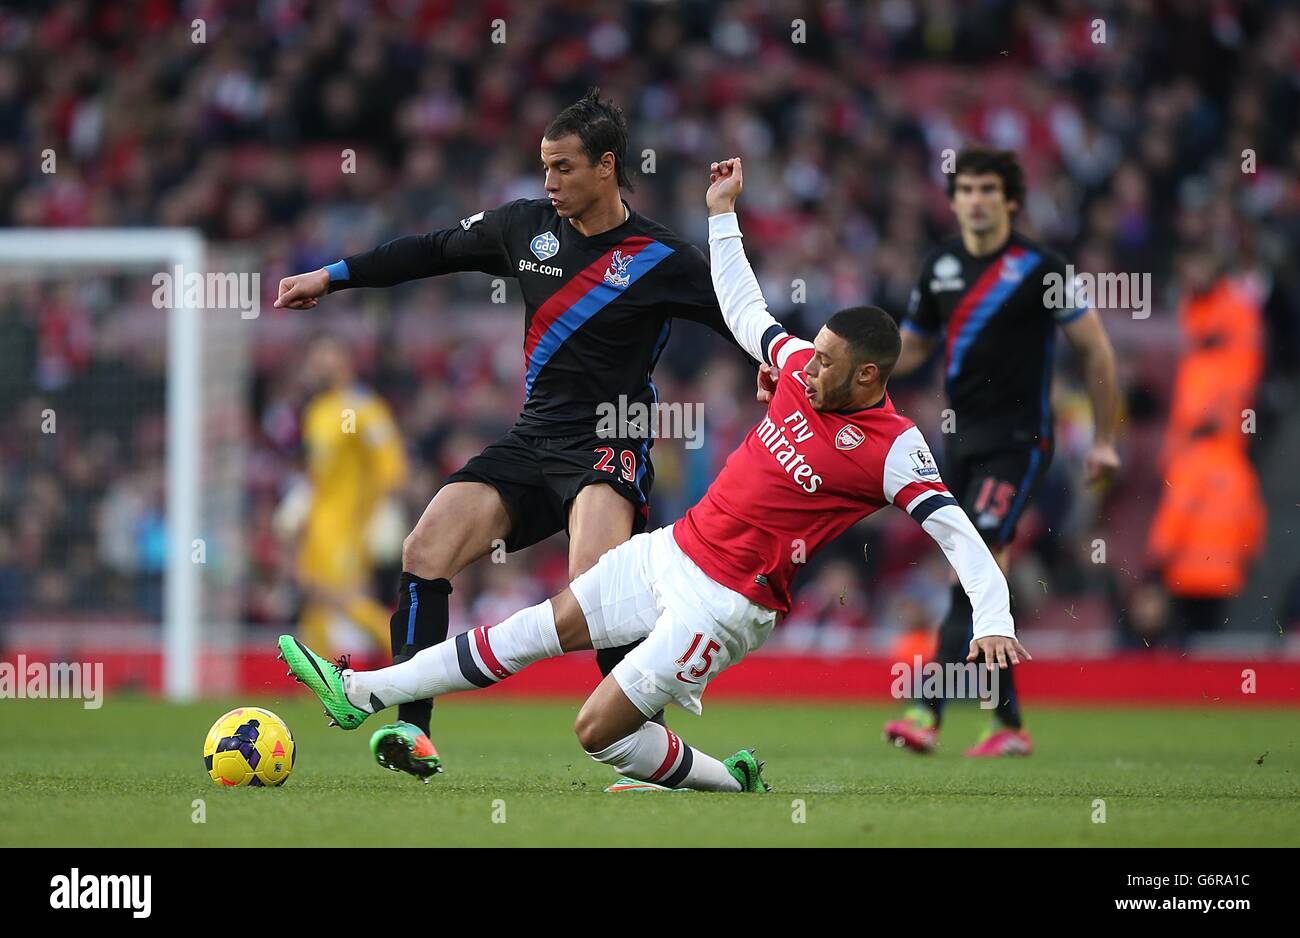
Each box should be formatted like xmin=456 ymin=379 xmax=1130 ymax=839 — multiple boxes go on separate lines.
xmin=0 ymin=228 xmax=219 ymax=701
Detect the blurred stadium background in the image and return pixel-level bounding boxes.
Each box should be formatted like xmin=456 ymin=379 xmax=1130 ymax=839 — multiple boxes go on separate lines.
xmin=2 ymin=0 xmax=1299 ymax=703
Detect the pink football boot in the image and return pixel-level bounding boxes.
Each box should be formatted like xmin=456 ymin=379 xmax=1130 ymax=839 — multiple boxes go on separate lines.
xmin=883 ymin=707 xmax=938 ymax=754
xmin=964 ymin=727 xmax=1033 ymax=757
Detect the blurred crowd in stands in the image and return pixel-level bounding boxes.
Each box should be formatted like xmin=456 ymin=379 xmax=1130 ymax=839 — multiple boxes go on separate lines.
xmin=3 ymin=0 xmax=1300 ymax=654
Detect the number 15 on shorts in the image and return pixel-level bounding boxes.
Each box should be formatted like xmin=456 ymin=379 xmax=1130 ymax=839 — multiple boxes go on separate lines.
xmin=676 ymin=633 xmax=720 ymax=686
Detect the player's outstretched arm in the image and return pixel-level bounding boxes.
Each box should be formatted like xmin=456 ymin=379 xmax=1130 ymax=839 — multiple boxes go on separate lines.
xmin=705 ymin=158 xmax=811 ymax=370
xmin=274 ymin=235 xmax=447 ymax=309
xmin=275 ymin=206 xmax=514 ymax=309
xmin=922 ymin=503 xmax=1030 ymax=668
xmin=882 ymin=427 xmax=1030 ymax=668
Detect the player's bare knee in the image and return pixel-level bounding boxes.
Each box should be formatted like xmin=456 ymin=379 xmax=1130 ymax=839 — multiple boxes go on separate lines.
xmin=400 ymin=531 xmax=420 ymax=570
xmin=401 ymin=528 xmax=442 ymax=579
xmin=573 ymin=705 xmax=612 ymax=753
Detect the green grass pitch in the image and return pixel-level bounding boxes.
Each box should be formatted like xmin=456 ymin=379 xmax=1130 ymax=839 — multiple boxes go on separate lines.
xmin=2 ymin=696 xmax=1297 ymax=847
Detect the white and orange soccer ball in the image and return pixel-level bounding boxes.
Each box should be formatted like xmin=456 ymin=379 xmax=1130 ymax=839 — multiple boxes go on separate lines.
xmin=203 ymin=706 xmax=296 ymax=787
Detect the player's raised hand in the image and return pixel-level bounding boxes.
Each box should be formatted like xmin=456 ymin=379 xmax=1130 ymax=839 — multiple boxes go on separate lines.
xmin=706 ymin=157 xmax=744 ymax=215
xmin=756 ymin=363 xmax=778 ymax=402
xmin=968 ymin=634 xmax=1032 ymax=670
xmin=274 ymin=268 xmax=330 ymax=309
xmin=1084 ymin=440 xmax=1121 ymax=484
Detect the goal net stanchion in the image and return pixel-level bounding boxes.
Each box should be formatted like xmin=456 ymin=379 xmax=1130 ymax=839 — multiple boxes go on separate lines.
xmin=0 ymin=229 xmax=244 ymax=701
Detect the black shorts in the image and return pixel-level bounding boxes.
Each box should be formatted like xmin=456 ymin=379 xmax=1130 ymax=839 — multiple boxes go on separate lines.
xmin=943 ymin=438 xmax=1054 ymax=548
xmin=444 ymin=429 xmax=654 ymax=552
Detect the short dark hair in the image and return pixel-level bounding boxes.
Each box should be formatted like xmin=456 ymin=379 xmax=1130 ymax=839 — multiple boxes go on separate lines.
xmin=948 ymin=146 xmax=1025 ymax=210
xmin=825 ymin=306 xmax=900 ymax=380
xmin=544 ymin=87 xmax=634 ymax=190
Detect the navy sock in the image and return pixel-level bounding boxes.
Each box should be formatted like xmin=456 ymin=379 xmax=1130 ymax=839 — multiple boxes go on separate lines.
xmin=390 ymin=572 xmax=452 ymax=735
xmin=993 ymin=660 xmax=1022 ymax=729
xmin=926 ymin=582 xmax=973 ymax=730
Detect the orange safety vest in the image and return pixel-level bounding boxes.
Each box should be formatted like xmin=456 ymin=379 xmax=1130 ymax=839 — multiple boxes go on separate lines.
xmin=1147 ymin=437 xmax=1266 ymax=598
xmin=1164 ymin=281 xmax=1263 ymax=458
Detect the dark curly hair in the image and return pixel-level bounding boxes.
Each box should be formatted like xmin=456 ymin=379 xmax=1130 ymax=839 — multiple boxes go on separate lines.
xmin=947 ymin=146 xmax=1025 ymax=210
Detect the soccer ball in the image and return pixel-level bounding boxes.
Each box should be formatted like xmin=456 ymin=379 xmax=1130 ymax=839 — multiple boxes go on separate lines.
xmin=203 ymin=706 xmax=296 ymax=787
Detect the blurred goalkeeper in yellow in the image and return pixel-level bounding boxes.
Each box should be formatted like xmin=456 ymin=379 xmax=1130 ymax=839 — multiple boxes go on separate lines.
xmin=276 ymin=335 xmax=408 ymax=657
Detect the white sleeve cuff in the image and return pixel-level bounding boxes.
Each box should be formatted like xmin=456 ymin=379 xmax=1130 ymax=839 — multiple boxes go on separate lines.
xmin=971 ymin=619 xmax=1016 ymax=641
xmin=707 ymin=212 xmax=743 ymax=241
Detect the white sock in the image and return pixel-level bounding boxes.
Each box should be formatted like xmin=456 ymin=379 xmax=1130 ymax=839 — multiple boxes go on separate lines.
xmin=589 ymin=724 xmax=741 ymax=792
xmin=345 ymin=600 xmax=562 ymax=711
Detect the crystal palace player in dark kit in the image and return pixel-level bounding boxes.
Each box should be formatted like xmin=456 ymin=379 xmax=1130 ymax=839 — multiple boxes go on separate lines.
xmin=275 ymin=89 xmax=746 ymax=778
xmin=881 ymin=147 xmax=1121 ymax=756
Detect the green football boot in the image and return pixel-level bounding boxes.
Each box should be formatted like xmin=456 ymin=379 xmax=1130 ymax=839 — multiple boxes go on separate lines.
xmin=276 ymin=634 xmax=370 ymax=730
xmin=723 ymin=748 xmax=771 ymax=792
xmin=370 ymin=721 xmax=444 ymax=782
